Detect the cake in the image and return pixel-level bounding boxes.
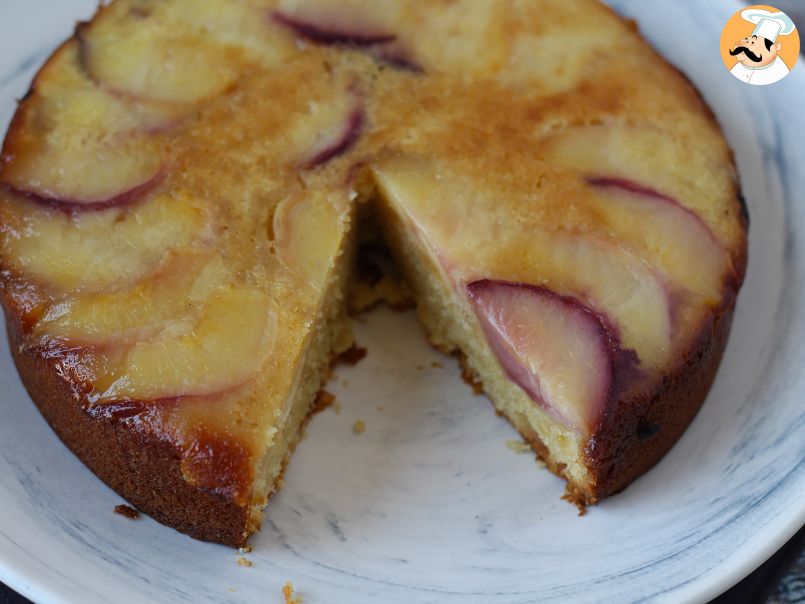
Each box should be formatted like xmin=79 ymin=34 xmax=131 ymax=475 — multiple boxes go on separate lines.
xmin=0 ymin=0 xmax=747 ymax=546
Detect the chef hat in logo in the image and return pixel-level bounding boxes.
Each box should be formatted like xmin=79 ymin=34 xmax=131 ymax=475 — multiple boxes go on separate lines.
xmin=740 ymin=8 xmax=796 ymax=42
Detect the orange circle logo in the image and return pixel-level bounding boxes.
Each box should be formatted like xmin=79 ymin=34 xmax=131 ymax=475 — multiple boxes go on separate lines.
xmin=720 ymin=5 xmax=799 ymax=85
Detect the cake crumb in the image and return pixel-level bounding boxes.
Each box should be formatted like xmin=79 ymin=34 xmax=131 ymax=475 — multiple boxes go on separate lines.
xmin=561 ymin=491 xmax=588 ymax=516
xmin=228 ymin=587 xmax=236 ymax=593
xmin=238 ymin=545 xmax=253 ymax=554
xmin=283 ymin=581 xmax=302 ymax=604
xmin=237 ymin=557 xmax=253 ymax=567
xmin=376 ymin=405 xmax=384 ymax=411
xmin=113 ymin=504 xmax=140 ymax=519
xmin=337 ymin=344 xmax=367 ymax=366
xmin=460 ymin=365 xmax=484 ymax=394
xmin=506 ymin=439 xmax=531 ymax=454
xmin=430 ymin=361 xmax=443 ymax=368
xmin=333 ymin=401 xmax=342 ymax=415
xmin=353 ymin=419 xmax=366 ymax=434
xmin=456 ymin=353 xmax=484 ymax=395
xmin=311 ymin=390 xmax=336 ymax=414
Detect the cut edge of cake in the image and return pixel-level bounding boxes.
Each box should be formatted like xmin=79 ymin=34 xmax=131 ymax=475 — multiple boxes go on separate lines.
xmin=1 ymin=194 xmax=361 ymax=549
xmin=245 ymin=209 xmax=359 ymax=540
xmin=369 ymin=165 xmax=742 ymax=506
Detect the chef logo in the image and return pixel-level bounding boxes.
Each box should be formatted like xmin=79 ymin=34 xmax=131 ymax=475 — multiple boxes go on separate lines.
xmin=721 ymin=5 xmax=799 ymax=85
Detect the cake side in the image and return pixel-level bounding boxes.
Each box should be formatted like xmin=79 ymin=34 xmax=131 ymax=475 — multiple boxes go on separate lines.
xmin=4 ymin=312 xmax=251 ymax=546
xmin=373 ymin=173 xmax=742 ymax=504
xmin=584 ymin=306 xmax=735 ymax=501
xmin=1 ymin=238 xmax=356 ymax=547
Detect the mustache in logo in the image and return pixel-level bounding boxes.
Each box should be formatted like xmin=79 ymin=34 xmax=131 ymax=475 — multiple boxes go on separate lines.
xmin=730 ymin=46 xmax=763 ymax=62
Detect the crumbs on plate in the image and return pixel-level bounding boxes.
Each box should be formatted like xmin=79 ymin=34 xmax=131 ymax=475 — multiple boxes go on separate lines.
xmin=506 ymin=439 xmax=532 ymax=454
xmin=113 ymin=504 xmax=140 ymax=519
xmin=283 ymin=581 xmax=302 ymax=604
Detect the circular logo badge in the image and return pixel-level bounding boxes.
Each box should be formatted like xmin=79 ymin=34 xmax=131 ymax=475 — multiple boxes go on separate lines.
xmin=720 ymin=4 xmax=799 ymax=85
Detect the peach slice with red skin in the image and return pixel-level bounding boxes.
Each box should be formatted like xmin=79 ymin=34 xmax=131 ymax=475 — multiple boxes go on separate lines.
xmin=270 ymin=8 xmax=422 ymax=72
xmin=0 ymin=143 xmax=162 ymax=209
xmin=75 ymin=3 xmax=243 ymax=104
xmin=299 ymin=106 xmax=364 ymax=169
xmin=467 ymin=280 xmax=638 ymax=433
xmin=0 ymin=43 xmax=165 ymax=207
xmin=538 ymin=122 xmax=739 ymax=249
xmin=585 ymin=176 xmax=732 ymax=304
xmin=291 ymin=85 xmax=365 ymax=169
xmin=372 ymin=155 xmax=674 ymax=369
xmin=77 ymin=0 xmax=295 ymax=102
xmin=91 ymin=287 xmax=276 ymax=404
xmin=33 ymin=251 xmax=226 ymax=345
xmin=274 ymin=0 xmax=507 ymax=76
xmin=0 ymin=191 xmax=210 ymax=294
xmin=271 ymin=11 xmax=396 ymax=46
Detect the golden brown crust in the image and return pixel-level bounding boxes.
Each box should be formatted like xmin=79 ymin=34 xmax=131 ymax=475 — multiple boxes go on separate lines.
xmin=584 ymin=302 xmax=735 ymax=502
xmin=4 ymin=311 xmax=251 ymax=547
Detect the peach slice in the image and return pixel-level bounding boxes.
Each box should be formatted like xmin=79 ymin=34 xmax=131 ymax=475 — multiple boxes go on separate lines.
xmin=0 ymin=191 xmax=210 ymax=293
xmin=270 ymin=3 xmax=421 ymax=71
xmin=77 ymin=4 xmax=242 ymax=104
xmin=373 ymin=156 xmax=674 ymax=368
xmin=538 ymin=123 xmax=737 ymax=247
xmin=272 ymin=190 xmax=350 ymax=290
xmin=272 ymin=1 xmax=507 ymax=75
xmin=395 ymin=0 xmax=509 ymax=76
xmin=0 ymin=43 xmax=165 ymax=206
xmin=292 ymin=89 xmax=364 ymax=169
xmin=92 ymin=287 xmax=276 ymax=403
xmin=1 ymin=131 xmax=161 ymax=207
xmin=26 ymin=41 xmax=178 ymax=130
xmin=299 ymin=106 xmax=364 ymax=169
xmin=467 ymin=280 xmax=631 ymax=433
xmin=34 ymin=251 xmax=226 ymax=345
xmin=586 ymin=177 xmax=731 ymax=303
xmin=271 ymin=10 xmax=396 ymax=46
xmin=157 ymin=0 xmax=294 ymax=63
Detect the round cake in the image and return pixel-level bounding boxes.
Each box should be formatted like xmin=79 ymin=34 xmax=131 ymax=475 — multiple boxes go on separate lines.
xmin=0 ymin=0 xmax=747 ymax=546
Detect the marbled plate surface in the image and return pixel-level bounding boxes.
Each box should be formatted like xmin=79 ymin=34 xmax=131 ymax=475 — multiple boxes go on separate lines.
xmin=0 ymin=1 xmax=803 ymax=602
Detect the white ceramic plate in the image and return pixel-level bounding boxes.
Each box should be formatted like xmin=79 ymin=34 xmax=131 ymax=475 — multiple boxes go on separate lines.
xmin=1 ymin=1 xmax=803 ymax=602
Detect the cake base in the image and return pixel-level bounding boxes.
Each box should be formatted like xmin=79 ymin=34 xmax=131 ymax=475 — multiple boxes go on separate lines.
xmin=7 ymin=315 xmax=252 ymax=546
